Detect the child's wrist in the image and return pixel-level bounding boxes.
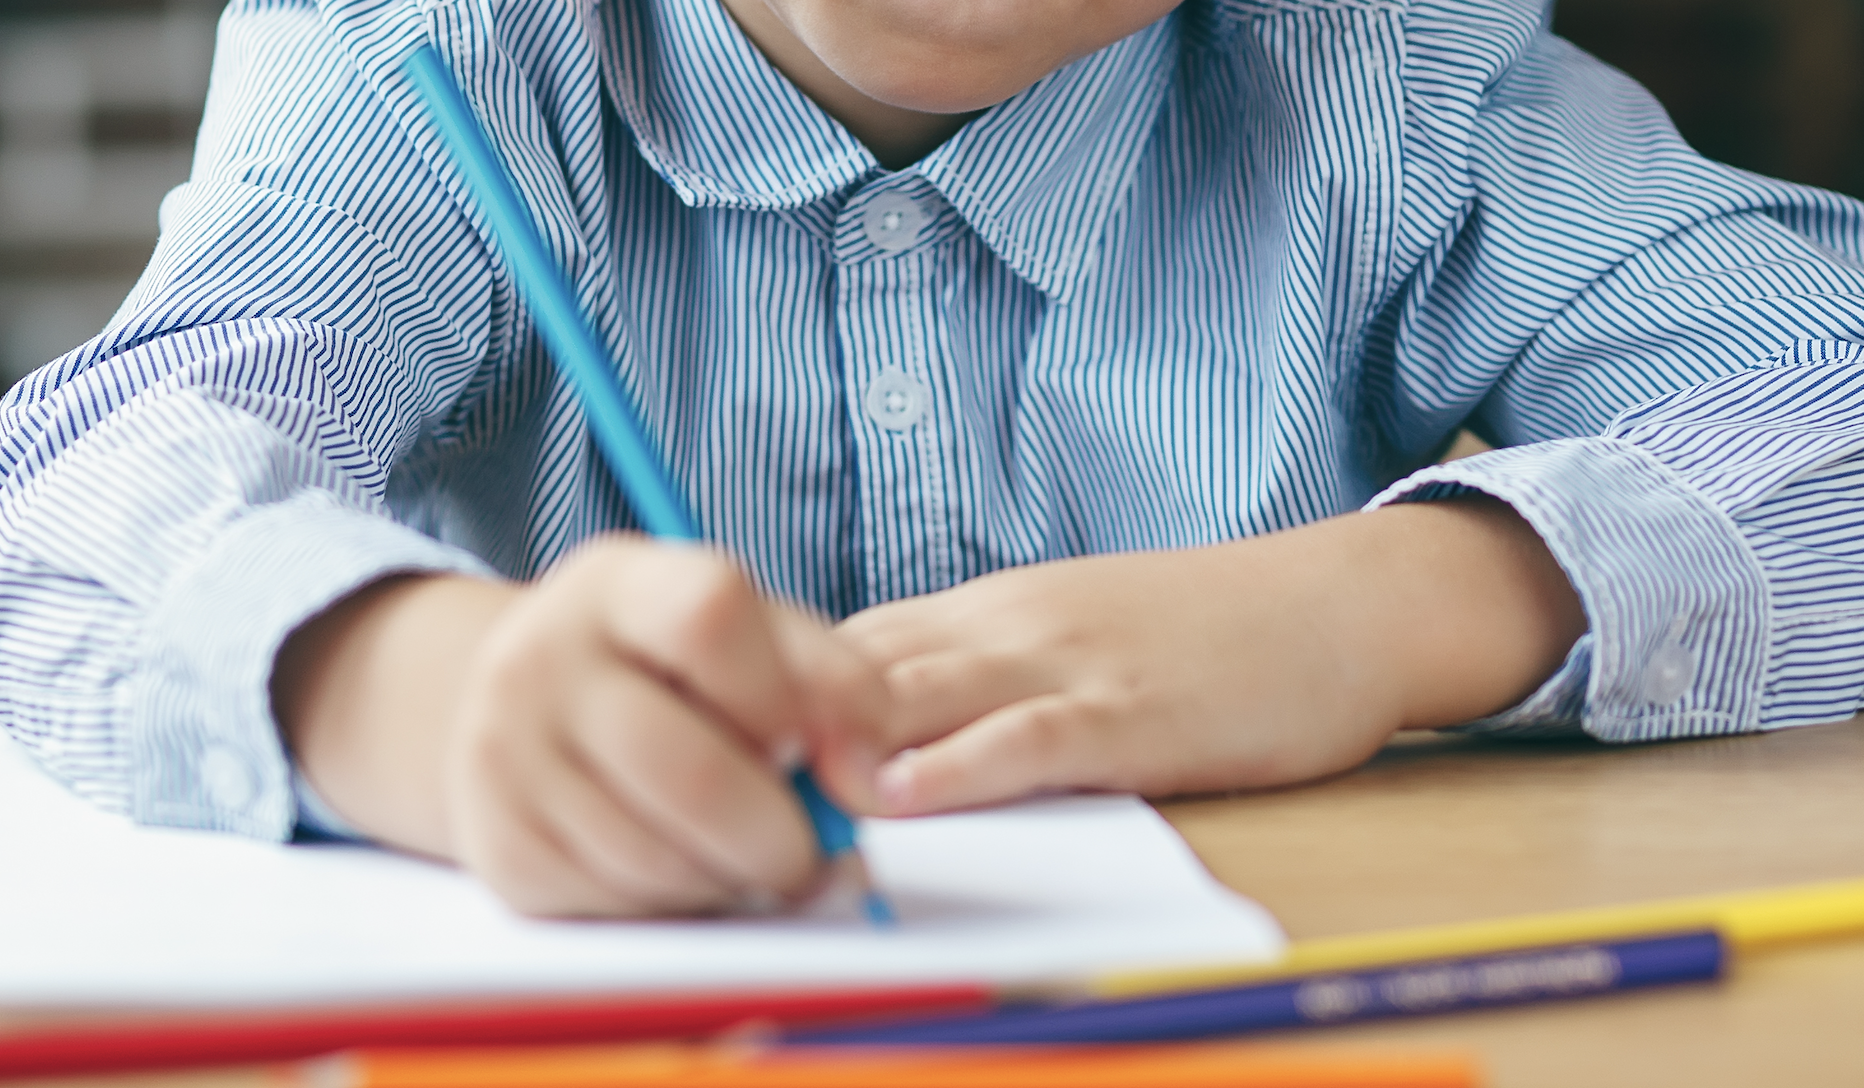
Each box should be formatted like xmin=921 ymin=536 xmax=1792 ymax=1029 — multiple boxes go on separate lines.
xmin=1357 ymin=499 xmax=1586 ymax=730
xmin=276 ymin=574 xmax=520 ymax=858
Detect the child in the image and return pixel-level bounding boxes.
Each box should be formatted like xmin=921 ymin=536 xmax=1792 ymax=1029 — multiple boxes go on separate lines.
xmin=3 ymin=0 xmax=1862 ymax=918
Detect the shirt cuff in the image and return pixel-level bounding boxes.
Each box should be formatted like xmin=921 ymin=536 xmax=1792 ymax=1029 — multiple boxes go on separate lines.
xmin=129 ymin=492 xmax=495 ymax=839
xmin=1366 ymin=437 xmax=1771 ymax=742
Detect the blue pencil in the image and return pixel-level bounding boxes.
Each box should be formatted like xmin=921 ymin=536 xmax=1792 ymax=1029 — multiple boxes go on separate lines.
xmin=402 ymin=45 xmax=893 ymax=927
xmin=789 ymin=930 xmax=1724 ymax=1043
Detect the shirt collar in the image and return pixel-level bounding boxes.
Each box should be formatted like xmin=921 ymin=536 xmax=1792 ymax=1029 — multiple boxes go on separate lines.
xmin=597 ymin=0 xmax=873 ymax=208
xmin=600 ymin=0 xmax=1181 ymax=302
xmin=916 ymin=19 xmax=1178 ymax=302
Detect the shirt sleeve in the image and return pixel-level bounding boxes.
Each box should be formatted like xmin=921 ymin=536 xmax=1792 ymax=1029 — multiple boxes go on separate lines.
xmin=0 ymin=0 xmax=504 ymax=837
xmin=1364 ymin=26 xmax=1864 ymax=740
xmin=1375 ymin=350 xmax=1864 ymax=741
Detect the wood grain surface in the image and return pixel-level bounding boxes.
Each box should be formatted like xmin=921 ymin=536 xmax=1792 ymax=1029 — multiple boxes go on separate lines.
xmin=1155 ymin=715 xmax=1864 ymax=1087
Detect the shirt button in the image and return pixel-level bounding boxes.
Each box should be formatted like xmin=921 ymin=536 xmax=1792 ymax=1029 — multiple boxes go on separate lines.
xmin=1641 ymin=635 xmax=1695 ymax=706
xmin=200 ymin=743 xmax=258 ymax=812
xmin=864 ymin=369 xmax=929 ymax=430
xmin=861 ymin=191 xmax=927 ymax=252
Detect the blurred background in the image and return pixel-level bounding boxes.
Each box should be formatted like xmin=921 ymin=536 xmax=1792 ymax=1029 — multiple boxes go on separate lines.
xmin=1 ymin=0 xmax=1863 ymax=391
xmin=1 ymin=0 xmax=217 ymax=390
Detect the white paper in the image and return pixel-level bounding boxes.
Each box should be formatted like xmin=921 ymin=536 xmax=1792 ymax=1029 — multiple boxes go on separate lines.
xmin=0 ymin=732 xmax=1282 ymax=1005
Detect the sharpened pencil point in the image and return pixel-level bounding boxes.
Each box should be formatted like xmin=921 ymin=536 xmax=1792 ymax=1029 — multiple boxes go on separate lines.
xmin=833 ymin=849 xmax=897 ymax=929
xmin=789 ymin=768 xmax=897 ymax=927
xmin=862 ymin=889 xmax=898 ymax=927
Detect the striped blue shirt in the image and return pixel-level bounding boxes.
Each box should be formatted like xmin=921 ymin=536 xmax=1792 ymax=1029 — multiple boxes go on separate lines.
xmin=3 ymin=0 xmax=1863 ymax=839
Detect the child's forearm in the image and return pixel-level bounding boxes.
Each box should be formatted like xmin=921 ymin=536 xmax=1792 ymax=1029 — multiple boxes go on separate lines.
xmin=272 ymin=575 xmax=518 ymax=858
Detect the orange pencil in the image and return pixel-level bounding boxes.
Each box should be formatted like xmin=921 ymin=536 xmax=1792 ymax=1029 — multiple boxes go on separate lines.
xmin=296 ymin=1041 xmax=1480 ymax=1088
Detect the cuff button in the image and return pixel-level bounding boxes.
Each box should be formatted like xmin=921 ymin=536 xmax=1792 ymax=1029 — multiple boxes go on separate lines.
xmin=1641 ymin=637 xmax=1695 ymax=706
xmin=200 ymin=743 xmax=258 ymax=812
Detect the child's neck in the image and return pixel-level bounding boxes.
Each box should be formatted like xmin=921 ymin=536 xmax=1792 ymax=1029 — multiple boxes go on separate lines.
xmin=715 ymin=0 xmax=975 ymax=170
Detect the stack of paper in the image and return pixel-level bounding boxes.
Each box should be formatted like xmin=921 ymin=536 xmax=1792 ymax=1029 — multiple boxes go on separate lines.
xmin=0 ymin=732 xmax=1282 ymax=1005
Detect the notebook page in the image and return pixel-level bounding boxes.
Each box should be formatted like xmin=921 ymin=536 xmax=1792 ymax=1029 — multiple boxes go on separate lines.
xmin=0 ymin=731 xmax=1282 ymax=1005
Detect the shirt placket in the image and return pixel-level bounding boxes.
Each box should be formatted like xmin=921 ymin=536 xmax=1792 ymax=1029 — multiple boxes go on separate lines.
xmin=834 ymin=177 xmax=958 ymax=606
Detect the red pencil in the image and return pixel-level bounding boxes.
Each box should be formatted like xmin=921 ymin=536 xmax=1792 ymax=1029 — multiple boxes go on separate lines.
xmin=0 ymin=984 xmax=992 ymax=1080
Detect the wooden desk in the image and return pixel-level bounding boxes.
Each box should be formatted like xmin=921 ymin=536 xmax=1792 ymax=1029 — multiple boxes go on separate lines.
xmin=1159 ymin=715 xmax=1864 ymax=1088
xmin=11 ymin=717 xmax=1864 ymax=1087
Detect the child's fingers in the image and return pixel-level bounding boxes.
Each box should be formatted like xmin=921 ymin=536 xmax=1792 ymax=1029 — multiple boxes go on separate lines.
xmin=452 ymin=702 xmax=741 ymax=917
xmin=767 ymin=603 xmax=890 ymax=743
xmin=589 ymin=538 xmax=811 ymax=755
xmin=764 ymin=604 xmax=896 ymax=809
xmin=565 ymin=667 xmax=820 ymax=899
xmin=836 ymin=591 xmax=1056 ymax=745
xmin=835 ymin=595 xmax=961 ymax=665
xmin=531 ymin=753 xmax=740 ymax=914
xmin=874 ymin=692 xmax=1120 ymax=815
xmin=453 ymin=775 xmax=660 ymax=918
xmin=879 ymin=647 xmax=1046 ymax=749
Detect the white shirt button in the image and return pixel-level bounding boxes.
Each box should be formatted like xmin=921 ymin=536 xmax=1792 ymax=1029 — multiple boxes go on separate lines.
xmin=200 ymin=743 xmax=258 ymax=812
xmin=1641 ymin=636 xmax=1695 ymax=706
xmin=864 ymin=369 xmax=929 ymax=430
xmin=861 ymin=192 xmax=927 ymax=252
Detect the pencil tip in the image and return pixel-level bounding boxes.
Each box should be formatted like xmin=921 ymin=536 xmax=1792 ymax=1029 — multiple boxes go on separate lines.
xmin=836 ymin=852 xmax=896 ymax=928
xmin=862 ymin=889 xmax=899 ymax=927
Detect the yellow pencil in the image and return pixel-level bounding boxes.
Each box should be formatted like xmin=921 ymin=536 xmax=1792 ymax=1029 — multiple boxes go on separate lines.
xmin=1094 ymin=876 xmax=1864 ymax=998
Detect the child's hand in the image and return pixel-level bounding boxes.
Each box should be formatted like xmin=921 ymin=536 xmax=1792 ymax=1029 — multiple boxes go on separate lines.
xmin=276 ymin=536 xmax=889 ymax=918
xmin=839 ymin=500 xmax=1585 ymax=815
